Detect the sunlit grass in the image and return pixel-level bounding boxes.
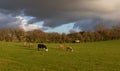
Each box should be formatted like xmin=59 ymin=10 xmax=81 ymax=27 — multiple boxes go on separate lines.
xmin=0 ymin=40 xmax=120 ymax=71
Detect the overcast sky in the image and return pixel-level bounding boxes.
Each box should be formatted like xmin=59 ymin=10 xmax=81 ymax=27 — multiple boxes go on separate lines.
xmin=0 ymin=0 xmax=120 ymax=33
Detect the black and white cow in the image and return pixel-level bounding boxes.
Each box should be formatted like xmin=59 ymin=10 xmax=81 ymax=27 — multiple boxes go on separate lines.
xmin=38 ymin=44 xmax=48 ymax=51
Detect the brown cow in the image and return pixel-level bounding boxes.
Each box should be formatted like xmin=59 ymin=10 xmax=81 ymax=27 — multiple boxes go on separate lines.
xmin=29 ymin=43 xmax=34 ymax=48
xmin=23 ymin=42 xmax=28 ymax=47
xmin=66 ymin=46 xmax=73 ymax=52
xmin=58 ymin=44 xmax=64 ymax=50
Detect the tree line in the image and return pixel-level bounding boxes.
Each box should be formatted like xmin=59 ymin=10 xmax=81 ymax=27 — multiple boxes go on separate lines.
xmin=0 ymin=23 xmax=120 ymax=43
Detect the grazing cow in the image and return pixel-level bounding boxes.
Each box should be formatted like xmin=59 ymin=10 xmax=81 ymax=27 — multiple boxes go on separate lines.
xmin=29 ymin=43 xmax=34 ymax=48
xmin=66 ymin=46 xmax=73 ymax=52
xmin=23 ymin=42 xmax=27 ymax=47
xmin=58 ymin=44 xmax=64 ymax=50
xmin=38 ymin=44 xmax=48 ymax=51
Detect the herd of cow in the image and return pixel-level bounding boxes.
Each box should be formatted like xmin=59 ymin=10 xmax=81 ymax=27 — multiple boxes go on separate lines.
xmin=22 ymin=42 xmax=73 ymax=52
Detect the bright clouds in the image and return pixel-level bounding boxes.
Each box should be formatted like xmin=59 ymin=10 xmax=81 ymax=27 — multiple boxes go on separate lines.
xmin=16 ymin=16 xmax=42 ymax=31
xmin=0 ymin=12 xmax=42 ymax=31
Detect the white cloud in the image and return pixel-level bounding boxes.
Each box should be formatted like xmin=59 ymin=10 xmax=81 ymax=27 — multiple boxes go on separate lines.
xmin=16 ymin=16 xmax=42 ymax=31
xmin=0 ymin=12 xmax=43 ymax=31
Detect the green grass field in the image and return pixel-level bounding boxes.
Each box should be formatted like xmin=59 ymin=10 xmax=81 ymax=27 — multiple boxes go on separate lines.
xmin=0 ymin=40 xmax=120 ymax=71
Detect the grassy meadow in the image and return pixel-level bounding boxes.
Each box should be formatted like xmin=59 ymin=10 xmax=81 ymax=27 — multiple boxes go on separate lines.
xmin=0 ymin=40 xmax=120 ymax=71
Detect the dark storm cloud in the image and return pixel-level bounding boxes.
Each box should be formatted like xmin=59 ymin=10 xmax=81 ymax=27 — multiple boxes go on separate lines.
xmin=0 ymin=0 xmax=120 ymax=28
xmin=73 ymin=19 xmax=117 ymax=31
xmin=0 ymin=12 xmax=20 ymax=28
